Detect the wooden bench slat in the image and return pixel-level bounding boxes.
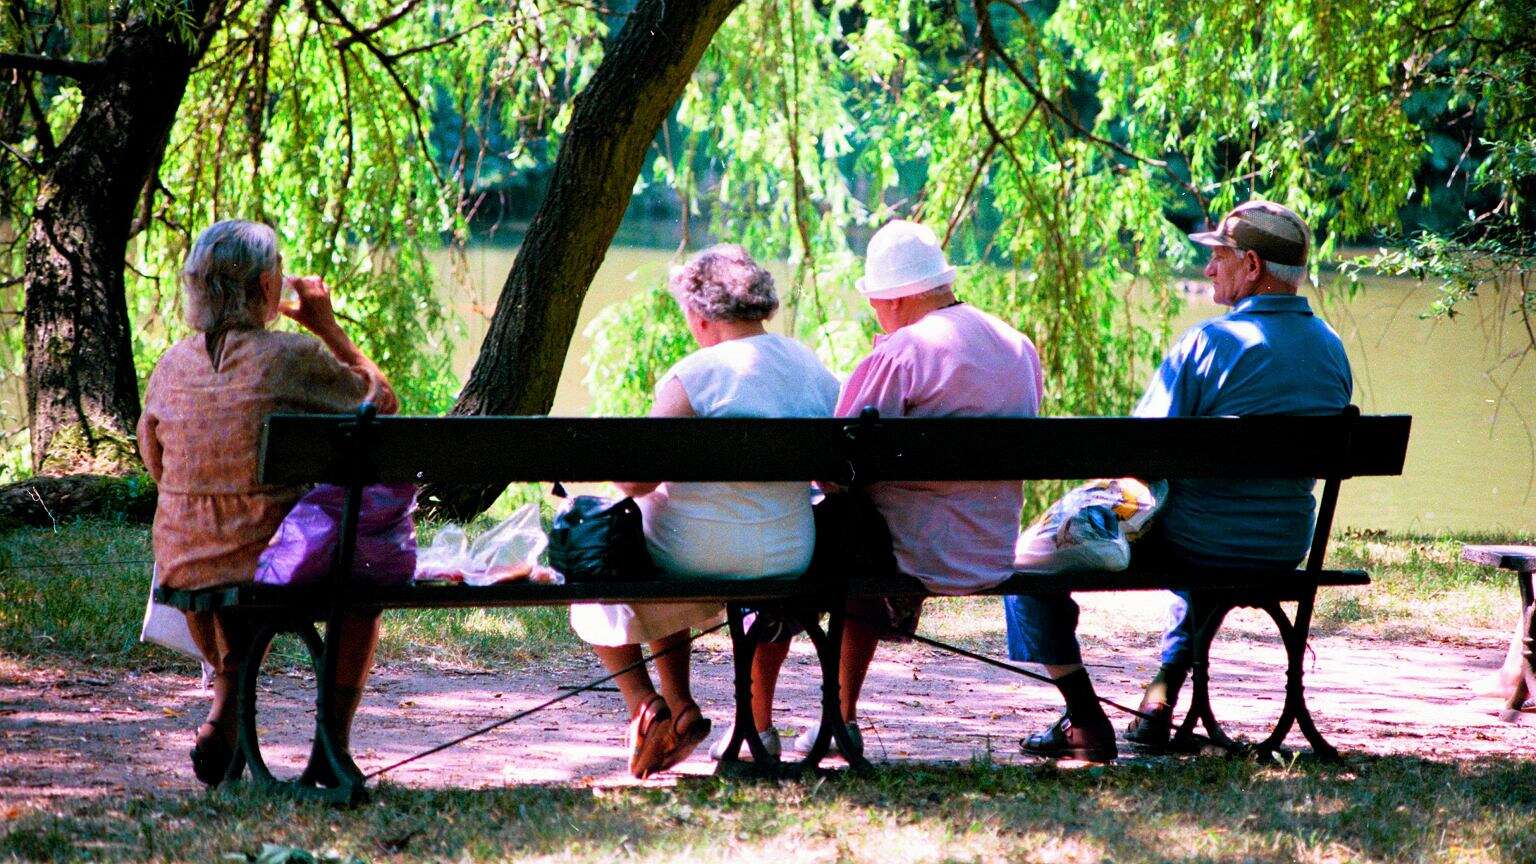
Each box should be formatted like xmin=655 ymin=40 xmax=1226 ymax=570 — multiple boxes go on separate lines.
xmin=259 ymin=414 xmax=1412 ymax=485
xmin=1461 ymin=544 xmax=1536 ymax=573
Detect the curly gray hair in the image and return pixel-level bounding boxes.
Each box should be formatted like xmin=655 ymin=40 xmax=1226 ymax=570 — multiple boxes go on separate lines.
xmin=182 ymin=219 xmax=279 ymax=332
xmin=668 ymin=244 xmax=778 ymax=322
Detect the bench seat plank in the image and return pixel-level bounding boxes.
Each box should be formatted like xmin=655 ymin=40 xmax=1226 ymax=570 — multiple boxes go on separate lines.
xmin=156 ymin=567 xmax=1367 ymax=613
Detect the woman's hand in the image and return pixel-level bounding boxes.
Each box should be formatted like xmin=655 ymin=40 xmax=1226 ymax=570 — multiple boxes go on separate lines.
xmin=357 ymin=365 xmax=400 ymax=415
xmin=279 ymin=275 xmax=341 ymax=337
xmin=281 ymin=274 xmax=400 ymax=415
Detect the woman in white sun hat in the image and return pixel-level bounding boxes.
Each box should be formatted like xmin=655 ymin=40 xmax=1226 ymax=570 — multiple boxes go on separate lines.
xmin=731 ymin=219 xmax=1045 ymax=762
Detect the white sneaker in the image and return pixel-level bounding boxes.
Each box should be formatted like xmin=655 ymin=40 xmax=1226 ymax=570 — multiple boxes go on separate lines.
xmin=708 ymin=725 xmax=782 ymax=761
xmin=792 ymin=721 xmax=864 ymax=758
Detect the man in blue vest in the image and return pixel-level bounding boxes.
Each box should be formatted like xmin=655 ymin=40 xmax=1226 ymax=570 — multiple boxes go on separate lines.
xmin=1005 ymin=200 xmax=1354 ymax=760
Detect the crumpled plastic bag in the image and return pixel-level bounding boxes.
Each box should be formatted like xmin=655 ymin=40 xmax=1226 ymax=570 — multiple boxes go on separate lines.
xmin=413 ymin=503 xmax=562 ymax=586
xmin=1013 ymin=478 xmax=1168 ymax=573
xmin=256 ymin=483 xmax=418 ymax=587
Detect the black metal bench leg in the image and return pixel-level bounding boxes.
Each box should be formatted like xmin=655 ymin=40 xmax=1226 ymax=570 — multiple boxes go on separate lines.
xmin=794 ymin=605 xmax=872 ymax=776
xmin=1269 ymin=593 xmax=1340 ymax=761
xmin=308 ymin=612 xmax=368 ymax=804
xmin=230 ymin=621 xmax=279 ymax=787
xmin=234 ymin=618 xmax=366 ymax=805
xmin=715 ymin=605 xmax=781 ymax=778
xmin=1173 ymin=600 xmax=1239 ymax=752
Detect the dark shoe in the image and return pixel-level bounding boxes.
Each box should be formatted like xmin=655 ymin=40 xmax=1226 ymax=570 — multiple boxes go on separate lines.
xmin=1123 ymin=702 xmax=1174 ymax=750
xmin=299 ymin=748 xmax=340 ymax=788
xmin=190 ymin=723 xmax=235 ymax=786
xmin=1021 ymin=712 xmax=1117 ymax=762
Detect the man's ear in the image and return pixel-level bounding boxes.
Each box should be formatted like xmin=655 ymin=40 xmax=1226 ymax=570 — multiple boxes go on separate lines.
xmin=1243 ymin=250 xmax=1264 ymax=281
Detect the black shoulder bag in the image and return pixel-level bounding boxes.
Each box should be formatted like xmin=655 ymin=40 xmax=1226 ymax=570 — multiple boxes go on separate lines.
xmin=546 ymin=484 xmax=657 ymax=583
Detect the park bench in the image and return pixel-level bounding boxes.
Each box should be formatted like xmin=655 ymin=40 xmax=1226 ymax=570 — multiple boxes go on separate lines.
xmin=158 ymin=405 xmax=1411 ymax=805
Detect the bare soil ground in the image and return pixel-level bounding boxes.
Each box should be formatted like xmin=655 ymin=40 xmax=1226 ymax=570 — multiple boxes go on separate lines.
xmin=2 ymin=595 xmax=1529 ymax=806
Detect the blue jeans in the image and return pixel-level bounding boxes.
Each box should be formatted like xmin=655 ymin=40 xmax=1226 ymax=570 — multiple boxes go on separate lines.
xmin=1004 ymin=527 xmax=1195 ymax=666
xmin=1004 ymin=588 xmax=1197 ymax=665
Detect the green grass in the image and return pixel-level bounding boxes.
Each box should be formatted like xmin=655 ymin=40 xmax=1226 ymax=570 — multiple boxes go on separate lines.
xmin=1315 ymin=529 xmax=1533 ymax=639
xmin=4 ymin=756 xmax=1535 ymax=863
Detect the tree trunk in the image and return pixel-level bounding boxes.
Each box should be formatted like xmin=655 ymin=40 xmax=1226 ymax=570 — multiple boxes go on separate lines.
xmin=0 ymin=473 xmax=157 ymax=531
xmin=420 ymin=0 xmax=743 ymax=518
xmin=21 ymin=3 xmax=214 ymax=476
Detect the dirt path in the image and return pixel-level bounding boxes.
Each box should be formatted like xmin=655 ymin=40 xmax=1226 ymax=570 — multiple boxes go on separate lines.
xmin=2 ymin=597 xmax=1530 ymax=805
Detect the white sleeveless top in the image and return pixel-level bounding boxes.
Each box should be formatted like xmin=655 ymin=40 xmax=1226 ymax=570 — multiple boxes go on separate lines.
xmin=641 ymin=333 xmax=839 ymax=577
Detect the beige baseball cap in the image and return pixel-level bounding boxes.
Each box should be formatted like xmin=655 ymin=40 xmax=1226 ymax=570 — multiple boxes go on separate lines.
xmin=1190 ymin=201 xmax=1310 ymax=267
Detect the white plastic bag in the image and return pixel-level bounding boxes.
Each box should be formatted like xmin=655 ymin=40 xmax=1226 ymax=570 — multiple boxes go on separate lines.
xmin=413 ymin=503 xmax=562 ymax=586
xmin=140 ymin=566 xmax=215 ymax=685
xmin=1014 ymin=478 xmax=1167 ymax=573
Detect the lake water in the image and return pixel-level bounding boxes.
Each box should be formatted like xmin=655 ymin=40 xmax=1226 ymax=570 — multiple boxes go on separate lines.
xmin=440 ymin=245 xmax=1536 ymax=536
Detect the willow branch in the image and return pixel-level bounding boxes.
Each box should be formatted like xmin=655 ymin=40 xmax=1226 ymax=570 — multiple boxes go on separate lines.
xmin=0 ymin=140 xmax=40 ymax=173
xmin=386 ymin=20 xmax=492 ymax=63
xmin=17 ymin=71 xmax=57 ymax=159
xmin=0 ymin=51 xmax=106 ymax=81
xmin=975 ymin=0 xmax=1209 ymax=214
xmin=781 ymin=0 xmax=820 ymax=332
xmin=336 ymin=0 xmax=426 ymax=49
xmin=1411 ymin=0 xmax=1479 ymax=38
xmin=310 ymin=0 xmax=447 ymax=190
xmin=245 ymin=0 xmax=285 ymax=212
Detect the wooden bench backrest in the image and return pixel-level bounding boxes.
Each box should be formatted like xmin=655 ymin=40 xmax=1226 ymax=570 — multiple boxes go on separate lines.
xmin=260 ymin=409 xmax=1411 ymax=487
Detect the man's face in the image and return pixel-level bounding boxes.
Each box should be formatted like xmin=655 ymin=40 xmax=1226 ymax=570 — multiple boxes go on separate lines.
xmin=869 ymin=297 xmax=903 ymax=334
xmin=1205 ymin=245 xmax=1259 ymax=307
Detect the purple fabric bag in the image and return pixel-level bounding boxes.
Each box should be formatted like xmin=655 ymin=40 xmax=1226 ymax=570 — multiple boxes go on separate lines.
xmin=255 ymin=483 xmax=418 ymax=587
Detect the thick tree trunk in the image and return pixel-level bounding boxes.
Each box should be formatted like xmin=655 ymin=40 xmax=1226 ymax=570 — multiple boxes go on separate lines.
xmin=420 ymin=0 xmax=743 ymax=518
xmin=21 ymin=3 xmax=213 ymax=475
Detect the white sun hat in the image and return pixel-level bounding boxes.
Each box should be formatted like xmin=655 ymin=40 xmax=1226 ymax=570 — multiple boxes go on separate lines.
xmin=856 ymin=220 xmax=958 ymax=300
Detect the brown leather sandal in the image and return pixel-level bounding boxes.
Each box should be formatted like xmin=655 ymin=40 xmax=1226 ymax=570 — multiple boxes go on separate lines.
xmin=627 ymin=694 xmax=675 ymax=779
xmin=657 ymin=700 xmax=711 ymax=773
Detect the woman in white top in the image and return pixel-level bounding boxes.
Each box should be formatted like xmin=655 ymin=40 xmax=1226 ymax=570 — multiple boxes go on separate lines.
xmin=570 ymin=244 xmax=839 ymax=778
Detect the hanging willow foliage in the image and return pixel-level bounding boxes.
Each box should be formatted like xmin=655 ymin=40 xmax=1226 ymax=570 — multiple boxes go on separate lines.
xmin=0 ymin=0 xmax=610 ymax=479
xmin=3 ymin=1 xmax=1530 ymax=486
xmin=629 ymin=2 xmax=1523 ymax=420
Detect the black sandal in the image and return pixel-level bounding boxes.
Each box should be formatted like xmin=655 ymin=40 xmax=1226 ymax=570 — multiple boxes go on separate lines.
xmin=190 ymin=722 xmax=235 ymax=786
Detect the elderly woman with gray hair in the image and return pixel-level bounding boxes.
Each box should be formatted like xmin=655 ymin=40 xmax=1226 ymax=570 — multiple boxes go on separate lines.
xmin=569 ymin=244 xmax=839 ymax=778
xmin=137 ymin=219 xmax=396 ymax=786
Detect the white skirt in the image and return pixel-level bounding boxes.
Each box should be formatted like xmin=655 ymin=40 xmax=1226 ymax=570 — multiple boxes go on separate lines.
xmin=569 ymin=600 xmax=724 ymax=647
xmin=569 ymin=491 xmax=814 ymax=648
